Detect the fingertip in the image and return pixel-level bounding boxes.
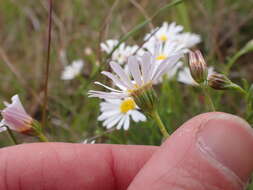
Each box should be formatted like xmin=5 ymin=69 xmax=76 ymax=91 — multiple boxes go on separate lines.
xmin=197 ymin=112 xmax=253 ymax=182
xmin=128 ymin=112 xmax=253 ymax=190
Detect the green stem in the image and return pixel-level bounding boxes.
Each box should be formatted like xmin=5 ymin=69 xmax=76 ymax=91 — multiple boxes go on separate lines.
xmin=232 ymin=84 xmax=247 ymax=95
xmin=150 ymin=110 xmax=169 ymax=138
xmin=6 ymin=127 xmax=18 ymax=145
xmin=200 ymin=83 xmax=216 ymax=112
xmin=37 ymin=131 xmax=49 ymax=142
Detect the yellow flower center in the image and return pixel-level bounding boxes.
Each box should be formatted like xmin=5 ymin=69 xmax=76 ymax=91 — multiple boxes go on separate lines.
xmin=156 ymin=54 xmax=167 ymax=61
xmin=120 ymin=98 xmax=136 ymax=113
xmin=159 ymin=34 xmax=168 ymax=42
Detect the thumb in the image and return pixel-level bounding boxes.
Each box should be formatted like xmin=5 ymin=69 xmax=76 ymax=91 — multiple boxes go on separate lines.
xmin=128 ymin=112 xmax=253 ymax=190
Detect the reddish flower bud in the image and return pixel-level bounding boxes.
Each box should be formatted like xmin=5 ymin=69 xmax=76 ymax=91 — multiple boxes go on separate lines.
xmin=188 ymin=50 xmax=208 ymax=84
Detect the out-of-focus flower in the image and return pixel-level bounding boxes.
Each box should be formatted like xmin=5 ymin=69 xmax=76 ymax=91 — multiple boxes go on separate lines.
xmin=0 ymin=95 xmax=33 ymax=133
xmin=143 ymin=41 xmax=186 ymax=82
xmin=144 ymin=40 xmax=187 ymax=64
xmin=188 ymin=50 xmax=208 ymax=84
xmin=98 ymin=98 xmax=146 ymax=130
xmin=84 ymin=47 xmax=93 ymax=56
xmin=61 ymin=60 xmax=84 ymax=80
xmin=144 ymin=22 xmax=201 ymax=47
xmin=175 ymin=33 xmax=201 ymax=49
xmin=178 ymin=66 xmax=214 ymax=86
xmin=88 ymin=52 xmax=182 ymax=100
xmin=144 ymin=22 xmax=183 ymax=44
xmin=100 ymin=39 xmax=139 ymax=65
xmin=143 ymin=22 xmax=201 ymax=81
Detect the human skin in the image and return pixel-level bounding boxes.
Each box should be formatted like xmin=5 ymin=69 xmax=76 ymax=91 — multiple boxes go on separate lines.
xmin=0 ymin=112 xmax=253 ymax=190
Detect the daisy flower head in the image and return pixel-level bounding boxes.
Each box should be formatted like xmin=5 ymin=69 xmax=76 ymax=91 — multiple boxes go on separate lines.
xmin=61 ymin=59 xmax=84 ymax=80
xmin=0 ymin=95 xmax=33 ymax=133
xmin=98 ymin=98 xmax=146 ymax=130
xmin=100 ymin=39 xmax=139 ymax=65
xmin=143 ymin=22 xmax=201 ymax=77
xmin=144 ymin=22 xmax=183 ymax=44
xmin=145 ymin=39 xmax=187 ymax=62
xmin=88 ymin=51 xmax=182 ymax=99
xmin=143 ymin=39 xmax=187 ymax=81
xmin=88 ymin=51 xmax=182 ymax=112
xmin=144 ymin=22 xmax=201 ymax=49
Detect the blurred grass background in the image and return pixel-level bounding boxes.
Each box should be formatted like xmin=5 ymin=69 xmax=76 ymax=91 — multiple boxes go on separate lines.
xmin=0 ymin=0 xmax=253 ymax=147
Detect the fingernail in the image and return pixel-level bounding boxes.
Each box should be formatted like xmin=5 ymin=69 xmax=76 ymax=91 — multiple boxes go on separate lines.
xmin=198 ymin=114 xmax=253 ymax=182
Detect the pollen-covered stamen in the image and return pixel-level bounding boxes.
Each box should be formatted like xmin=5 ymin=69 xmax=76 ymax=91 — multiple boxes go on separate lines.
xmin=120 ymin=98 xmax=136 ymax=113
xmin=159 ymin=34 xmax=168 ymax=42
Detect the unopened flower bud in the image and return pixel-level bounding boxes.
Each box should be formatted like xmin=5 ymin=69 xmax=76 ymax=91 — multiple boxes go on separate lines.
xmin=189 ymin=50 xmax=208 ymax=84
xmin=208 ymin=73 xmax=234 ymax=90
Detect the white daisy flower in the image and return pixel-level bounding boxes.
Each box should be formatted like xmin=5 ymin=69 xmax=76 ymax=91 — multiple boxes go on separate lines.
xmin=144 ymin=22 xmax=183 ymax=44
xmin=88 ymin=52 xmax=182 ymax=99
xmin=178 ymin=66 xmax=215 ymax=86
xmin=100 ymin=39 xmax=139 ymax=65
xmin=98 ymin=98 xmax=146 ymax=130
xmin=143 ymin=22 xmax=201 ymax=81
xmin=61 ymin=59 xmax=84 ymax=80
xmin=143 ymin=40 xmax=187 ymax=81
xmin=144 ymin=22 xmax=201 ymax=48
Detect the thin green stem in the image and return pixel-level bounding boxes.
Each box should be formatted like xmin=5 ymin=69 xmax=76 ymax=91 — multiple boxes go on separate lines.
xmin=36 ymin=131 xmax=49 ymax=142
xmin=200 ymin=83 xmax=216 ymax=112
xmin=150 ymin=110 xmax=169 ymax=138
xmin=32 ymin=120 xmax=49 ymax=142
xmin=6 ymin=127 xmax=18 ymax=145
xmin=232 ymin=84 xmax=247 ymax=95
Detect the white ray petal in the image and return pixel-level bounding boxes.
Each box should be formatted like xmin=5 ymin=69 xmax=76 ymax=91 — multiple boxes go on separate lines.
xmin=130 ymin=110 xmax=146 ymax=122
xmin=116 ymin=115 xmax=126 ymax=130
xmin=94 ymin=82 xmax=123 ymax=93
xmin=128 ymin=56 xmax=142 ymax=86
xmin=106 ymin=114 xmax=123 ymax=129
xmin=110 ymin=62 xmax=133 ymax=88
xmin=123 ymin=115 xmax=130 ymax=130
xmin=98 ymin=110 xmax=119 ymax=121
xmin=101 ymin=71 xmax=128 ymax=90
xmin=88 ymin=90 xmax=127 ymax=99
xmin=103 ymin=114 xmax=121 ymax=128
xmin=141 ymin=52 xmax=152 ymax=83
